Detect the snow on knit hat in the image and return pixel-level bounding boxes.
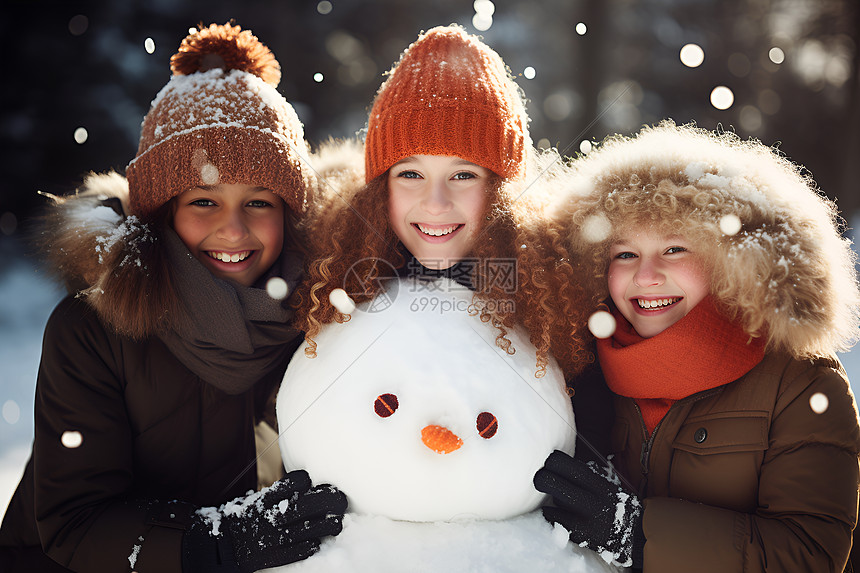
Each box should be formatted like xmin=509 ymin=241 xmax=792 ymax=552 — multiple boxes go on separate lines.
xmin=126 ymin=23 xmax=312 ymax=217
xmin=364 ymin=25 xmax=530 ymax=183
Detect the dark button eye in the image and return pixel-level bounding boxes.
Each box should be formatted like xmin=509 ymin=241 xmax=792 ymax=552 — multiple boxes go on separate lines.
xmin=694 ymin=427 xmax=708 ymax=443
xmin=374 ymin=394 xmax=399 ymax=418
xmin=476 ymin=412 xmax=498 ymax=439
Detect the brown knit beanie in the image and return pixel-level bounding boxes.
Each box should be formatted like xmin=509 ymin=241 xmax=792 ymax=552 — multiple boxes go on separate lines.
xmin=126 ymin=23 xmax=312 ymax=217
xmin=364 ymin=25 xmax=530 ymax=183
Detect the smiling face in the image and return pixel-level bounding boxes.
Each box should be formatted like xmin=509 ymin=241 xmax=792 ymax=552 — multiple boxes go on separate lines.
xmin=172 ymin=183 xmax=285 ymax=287
xmin=387 ymin=155 xmax=491 ymax=270
xmin=608 ymin=228 xmax=711 ymax=338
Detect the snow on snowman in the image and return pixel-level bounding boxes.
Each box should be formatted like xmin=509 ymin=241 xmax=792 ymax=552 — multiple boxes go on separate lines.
xmin=263 ymin=276 xmax=625 ymax=572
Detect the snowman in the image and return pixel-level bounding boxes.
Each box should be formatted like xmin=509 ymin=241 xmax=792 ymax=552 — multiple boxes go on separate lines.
xmin=268 ymin=277 xmax=624 ymax=572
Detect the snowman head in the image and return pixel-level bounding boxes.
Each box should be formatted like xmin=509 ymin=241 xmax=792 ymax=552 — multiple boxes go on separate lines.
xmin=277 ymin=277 xmax=576 ymax=522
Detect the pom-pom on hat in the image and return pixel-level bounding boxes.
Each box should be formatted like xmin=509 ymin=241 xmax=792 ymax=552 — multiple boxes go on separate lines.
xmin=126 ymin=23 xmax=312 ymax=217
xmin=364 ymin=25 xmax=530 ymax=183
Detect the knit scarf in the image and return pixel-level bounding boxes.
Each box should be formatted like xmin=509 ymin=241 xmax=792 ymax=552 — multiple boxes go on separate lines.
xmin=158 ymin=229 xmax=303 ymax=395
xmin=596 ymin=297 xmax=765 ymax=435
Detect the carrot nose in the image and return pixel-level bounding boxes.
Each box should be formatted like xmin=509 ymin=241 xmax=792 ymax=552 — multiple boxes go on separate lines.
xmin=421 ymin=425 xmax=463 ymax=454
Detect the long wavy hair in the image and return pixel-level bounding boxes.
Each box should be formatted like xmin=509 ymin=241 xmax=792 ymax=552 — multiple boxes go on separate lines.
xmin=291 ymin=142 xmax=595 ymax=377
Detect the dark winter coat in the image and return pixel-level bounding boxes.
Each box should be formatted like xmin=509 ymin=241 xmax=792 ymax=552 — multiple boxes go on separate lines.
xmin=0 ymin=172 xmax=300 ymax=573
xmin=609 ymin=352 xmax=860 ymax=572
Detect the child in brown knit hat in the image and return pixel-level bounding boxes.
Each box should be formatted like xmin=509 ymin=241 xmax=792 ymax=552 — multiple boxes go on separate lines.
xmin=293 ymin=25 xmax=592 ymax=375
xmin=0 ymin=23 xmax=346 ymax=573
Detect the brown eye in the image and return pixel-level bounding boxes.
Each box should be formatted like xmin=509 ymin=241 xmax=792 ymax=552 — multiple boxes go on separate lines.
xmin=374 ymin=394 xmax=399 ymax=418
xmin=476 ymin=412 xmax=498 ymax=439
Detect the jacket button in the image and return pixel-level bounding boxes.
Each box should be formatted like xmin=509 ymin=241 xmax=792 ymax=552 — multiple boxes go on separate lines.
xmin=694 ymin=427 xmax=708 ymax=443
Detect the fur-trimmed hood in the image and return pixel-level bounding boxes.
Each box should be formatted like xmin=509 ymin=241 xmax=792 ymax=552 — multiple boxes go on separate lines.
xmin=38 ymin=171 xmax=132 ymax=292
xmin=554 ymin=121 xmax=860 ymax=359
xmin=36 ymin=171 xmax=176 ymax=337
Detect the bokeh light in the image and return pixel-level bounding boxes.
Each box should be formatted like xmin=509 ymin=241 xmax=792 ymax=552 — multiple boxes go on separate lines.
xmin=266 ymin=277 xmax=289 ymax=300
xmin=579 ymin=140 xmax=592 ymax=154
xmin=473 ymin=0 xmax=494 ymax=31
xmin=68 ymin=15 xmax=88 ymax=36
xmin=473 ymin=13 xmax=493 ymax=31
xmin=330 ymin=288 xmax=356 ymax=314
xmin=809 ymin=392 xmax=829 ymax=414
xmin=523 ymin=66 xmax=536 ymax=80
xmin=144 ymin=37 xmax=155 ymax=54
xmin=768 ymin=47 xmax=785 ymax=64
xmin=679 ymin=44 xmax=705 ymax=68
xmin=588 ymin=311 xmax=617 ymax=339
xmin=74 ymin=127 xmax=88 ymax=144
xmin=61 ymin=430 xmax=83 ymax=449
xmin=543 ymin=91 xmax=575 ymax=122
xmin=581 ymin=214 xmax=612 ymax=243
xmin=314 ymin=72 xmax=324 ymax=83
xmin=710 ymin=86 xmax=734 ymax=110
xmin=739 ymin=105 xmax=763 ymax=132
xmin=758 ymin=89 xmax=782 ymax=114
xmin=2 ymin=400 xmax=20 ymax=425
xmin=575 ymin=23 xmax=587 ymax=36
xmin=317 ymin=1 xmax=332 ymax=15
xmin=719 ymin=214 xmax=742 ymax=236
xmin=474 ymin=0 xmax=495 ymax=15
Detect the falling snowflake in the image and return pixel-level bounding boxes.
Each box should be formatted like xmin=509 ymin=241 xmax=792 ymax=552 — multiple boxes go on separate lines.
xmin=588 ymin=310 xmax=616 ymax=339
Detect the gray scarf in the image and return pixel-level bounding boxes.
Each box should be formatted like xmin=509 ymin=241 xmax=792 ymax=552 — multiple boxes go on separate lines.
xmin=158 ymin=229 xmax=302 ymax=394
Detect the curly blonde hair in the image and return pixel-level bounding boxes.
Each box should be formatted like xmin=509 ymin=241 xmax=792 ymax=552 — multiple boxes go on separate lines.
xmin=551 ymin=121 xmax=860 ymax=359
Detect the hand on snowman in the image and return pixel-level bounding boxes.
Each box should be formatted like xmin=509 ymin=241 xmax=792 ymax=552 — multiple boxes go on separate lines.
xmin=534 ymin=450 xmax=644 ymax=568
xmin=183 ymin=470 xmax=348 ymax=573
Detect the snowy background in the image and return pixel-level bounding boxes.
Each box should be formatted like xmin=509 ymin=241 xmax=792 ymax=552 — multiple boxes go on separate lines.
xmin=2 ymin=0 xmax=859 ymax=524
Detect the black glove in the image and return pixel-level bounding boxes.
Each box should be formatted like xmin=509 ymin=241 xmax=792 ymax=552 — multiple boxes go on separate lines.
xmin=534 ymin=450 xmax=644 ymax=568
xmin=183 ymin=470 xmax=348 ymax=573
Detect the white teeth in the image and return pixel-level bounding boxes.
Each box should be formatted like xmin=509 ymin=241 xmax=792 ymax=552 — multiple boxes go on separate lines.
xmin=417 ymin=224 xmax=459 ymax=237
xmin=637 ymin=297 xmax=679 ymax=309
xmin=209 ymin=251 xmax=251 ymax=263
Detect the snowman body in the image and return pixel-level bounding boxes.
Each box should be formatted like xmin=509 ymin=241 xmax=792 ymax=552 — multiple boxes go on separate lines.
xmin=277 ymin=277 xmax=575 ymax=521
xmin=271 ymin=278 xmax=623 ymax=572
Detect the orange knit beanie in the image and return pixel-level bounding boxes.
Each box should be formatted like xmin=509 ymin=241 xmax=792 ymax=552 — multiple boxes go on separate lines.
xmin=126 ymin=23 xmax=313 ymax=217
xmin=364 ymin=25 xmax=530 ymax=183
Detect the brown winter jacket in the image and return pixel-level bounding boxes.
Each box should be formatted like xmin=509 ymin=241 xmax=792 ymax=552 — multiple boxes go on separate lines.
xmin=0 ymin=171 xmax=302 ymax=572
xmin=609 ymin=351 xmax=860 ymax=572
xmin=0 ymin=295 xmax=291 ymax=572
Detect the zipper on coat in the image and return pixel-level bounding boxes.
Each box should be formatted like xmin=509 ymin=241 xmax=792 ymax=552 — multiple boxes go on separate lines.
xmin=634 ymin=401 xmax=658 ymax=496
xmin=634 ymin=387 xmax=724 ymax=497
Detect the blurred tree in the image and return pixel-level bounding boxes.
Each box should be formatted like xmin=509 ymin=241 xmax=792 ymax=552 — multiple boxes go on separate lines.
xmin=1 ymin=0 xmax=857 ymax=239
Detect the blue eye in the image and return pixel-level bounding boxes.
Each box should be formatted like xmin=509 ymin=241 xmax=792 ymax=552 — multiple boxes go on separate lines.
xmin=247 ymin=199 xmax=274 ymax=208
xmin=615 ymin=251 xmax=636 ymax=260
xmin=189 ymin=198 xmax=216 ymax=207
xmin=666 ymin=246 xmax=687 ymax=254
xmin=452 ymin=171 xmax=477 ymax=180
xmin=396 ymin=170 xmax=421 ymax=179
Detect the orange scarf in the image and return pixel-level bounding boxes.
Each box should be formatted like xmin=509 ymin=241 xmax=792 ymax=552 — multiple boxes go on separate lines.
xmin=597 ymin=297 xmax=766 ymax=435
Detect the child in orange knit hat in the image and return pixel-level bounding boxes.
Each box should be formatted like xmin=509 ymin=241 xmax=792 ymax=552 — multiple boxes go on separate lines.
xmin=294 ymin=25 xmax=591 ymax=374
xmin=534 ymin=121 xmax=860 ymax=571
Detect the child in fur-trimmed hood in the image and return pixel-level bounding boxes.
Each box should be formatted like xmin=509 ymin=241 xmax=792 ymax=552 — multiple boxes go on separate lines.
xmin=534 ymin=121 xmax=860 ymax=572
